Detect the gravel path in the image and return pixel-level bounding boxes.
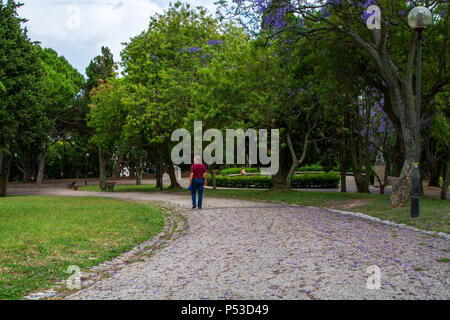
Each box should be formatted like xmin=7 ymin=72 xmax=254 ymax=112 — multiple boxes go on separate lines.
xmin=10 ymin=186 xmax=449 ymax=300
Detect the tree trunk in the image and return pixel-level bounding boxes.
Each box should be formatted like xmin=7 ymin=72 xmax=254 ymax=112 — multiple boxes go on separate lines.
xmin=338 ymin=149 xmax=347 ymax=193
xmin=208 ymin=166 xmax=217 ymax=190
xmin=390 ymin=152 xmax=414 ymax=207
xmin=36 ymin=148 xmax=45 ymax=185
xmin=441 ymin=155 xmax=449 ymax=200
xmin=165 ymin=162 xmax=181 ymax=190
xmin=156 ymin=168 xmax=162 ymax=189
xmin=136 ymin=161 xmax=143 ymax=186
xmin=271 ymin=143 xmax=290 ymax=189
xmin=111 ymin=154 xmax=123 ymax=179
xmin=349 ymin=132 xmax=369 ymax=193
xmin=285 ymin=133 xmax=309 ymax=189
xmin=0 ymin=155 xmax=11 ymax=197
xmin=425 ymin=138 xmax=441 ymax=187
xmin=98 ymin=146 xmax=106 ymax=189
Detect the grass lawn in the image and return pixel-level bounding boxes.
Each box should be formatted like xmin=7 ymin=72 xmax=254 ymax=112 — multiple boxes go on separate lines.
xmin=203 ymin=189 xmax=450 ymax=234
xmin=0 ymin=196 xmax=164 ymax=300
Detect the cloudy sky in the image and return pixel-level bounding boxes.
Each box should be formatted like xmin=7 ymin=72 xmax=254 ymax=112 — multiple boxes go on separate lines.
xmin=18 ymin=0 xmax=219 ymax=76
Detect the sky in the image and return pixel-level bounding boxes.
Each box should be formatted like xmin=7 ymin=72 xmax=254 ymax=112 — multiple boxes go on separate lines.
xmin=18 ymin=0 xmax=220 ymax=76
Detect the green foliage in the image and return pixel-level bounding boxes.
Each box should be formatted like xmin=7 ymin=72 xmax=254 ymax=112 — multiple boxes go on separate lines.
xmin=220 ymin=167 xmax=260 ymax=175
xmin=87 ymin=77 xmax=127 ymax=149
xmin=298 ymin=163 xmax=325 ymax=171
xmin=121 ymin=2 xmax=221 ymax=146
xmin=37 ymin=47 xmax=85 ymax=124
xmin=0 ymin=1 xmax=46 ymax=155
xmin=208 ymin=173 xmax=340 ymax=188
xmin=291 ymin=173 xmax=340 ymax=188
xmin=85 ymin=46 xmax=115 ymax=92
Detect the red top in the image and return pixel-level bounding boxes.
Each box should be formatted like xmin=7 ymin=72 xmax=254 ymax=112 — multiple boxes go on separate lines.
xmin=191 ymin=163 xmax=207 ymax=179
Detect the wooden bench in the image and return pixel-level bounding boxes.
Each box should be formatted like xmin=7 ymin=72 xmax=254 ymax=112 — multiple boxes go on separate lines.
xmin=101 ymin=182 xmax=116 ymax=192
xmin=66 ymin=181 xmax=76 ymax=189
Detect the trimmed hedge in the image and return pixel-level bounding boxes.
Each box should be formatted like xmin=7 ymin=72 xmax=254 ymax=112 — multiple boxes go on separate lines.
xmin=208 ymin=173 xmax=340 ymax=189
xmin=291 ymin=173 xmax=340 ymax=188
xmin=220 ymin=167 xmax=261 ymax=175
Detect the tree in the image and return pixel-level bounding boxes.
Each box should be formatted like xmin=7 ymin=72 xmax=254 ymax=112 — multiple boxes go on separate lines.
xmin=88 ymin=77 xmax=126 ymax=189
xmin=218 ymin=0 xmax=449 ymax=206
xmin=14 ymin=46 xmax=85 ymax=184
xmin=85 ymin=47 xmax=117 ymax=189
xmin=0 ymin=0 xmax=45 ymax=196
xmin=121 ymin=1 xmax=221 ymax=189
xmin=86 ymin=46 xmax=115 ymax=93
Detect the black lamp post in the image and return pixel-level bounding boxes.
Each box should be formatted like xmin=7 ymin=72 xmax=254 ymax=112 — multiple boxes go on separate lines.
xmin=85 ymin=153 xmax=90 ymax=186
xmin=408 ymin=6 xmax=432 ymax=218
xmin=160 ymin=135 xmax=166 ymax=191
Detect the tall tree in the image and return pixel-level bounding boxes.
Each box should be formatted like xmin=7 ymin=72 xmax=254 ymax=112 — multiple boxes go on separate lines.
xmin=0 ymin=0 xmax=45 ymax=196
xmin=218 ymin=0 xmax=449 ymax=207
xmin=121 ymin=1 xmax=220 ymax=189
xmin=85 ymin=46 xmax=116 ymax=189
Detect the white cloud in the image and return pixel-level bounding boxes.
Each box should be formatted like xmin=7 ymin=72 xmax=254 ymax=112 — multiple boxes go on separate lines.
xmin=18 ymin=0 xmax=219 ymax=76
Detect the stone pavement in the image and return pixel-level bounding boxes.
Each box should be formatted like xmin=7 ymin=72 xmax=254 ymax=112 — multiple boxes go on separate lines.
xmin=10 ymin=185 xmax=449 ymax=300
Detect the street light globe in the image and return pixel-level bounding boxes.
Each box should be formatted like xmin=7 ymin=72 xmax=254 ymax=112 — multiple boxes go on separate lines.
xmin=408 ymin=6 xmax=432 ymax=30
xmin=85 ymin=153 xmax=90 ymax=158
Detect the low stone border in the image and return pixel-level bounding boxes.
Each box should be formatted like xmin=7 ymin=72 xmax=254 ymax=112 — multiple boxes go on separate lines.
xmin=302 ymin=205 xmax=450 ymax=241
xmin=24 ymin=202 xmax=188 ymax=300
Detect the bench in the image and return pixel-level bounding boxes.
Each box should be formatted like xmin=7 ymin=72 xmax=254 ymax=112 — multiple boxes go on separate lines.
xmin=101 ymin=182 xmax=116 ymax=192
xmin=66 ymin=181 xmax=76 ymax=189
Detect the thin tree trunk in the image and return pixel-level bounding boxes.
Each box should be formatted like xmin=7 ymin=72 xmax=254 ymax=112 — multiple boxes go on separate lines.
xmin=350 ymin=132 xmax=369 ymax=193
xmin=98 ymin=146 xmax=106 ymax=189
xmin=441 ymin=155 xmax=449 ymax=200
xmin=364 ymin=104 xmax=371 ymax=189
xmin=285 ymin=132 xmax=308 ymax=188
xmin=208 ymin=166 xmax=217 ymax=190
xmin=0 ymin=155 xmax=11 ymax=197
xmin=339 ymin=151 xmax=347 ymax=192
xmin=36 ymin=148 xmax=45 ymax=185
xmin=136 ymin=161 xmax=143 ymax=185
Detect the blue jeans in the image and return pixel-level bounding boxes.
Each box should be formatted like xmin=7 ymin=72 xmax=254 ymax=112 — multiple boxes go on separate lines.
xmin=191 ymin=178 xmax=204 ymax=208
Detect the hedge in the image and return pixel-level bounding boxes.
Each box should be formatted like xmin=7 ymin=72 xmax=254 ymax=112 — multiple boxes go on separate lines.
xmin=291 ymin=173 xmax=340 ymax=188
xmin=208 ymin=173 xmax=340 ymax=189
xmin=220 ymin=167 xmax=261 ymax=175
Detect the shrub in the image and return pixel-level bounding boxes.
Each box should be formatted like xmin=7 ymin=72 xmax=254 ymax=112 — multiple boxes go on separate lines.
xmin=208 ymin=173 xmax=340 ymax=189
xmin=220 ymin=167 xmax=261 ymax=175
xmin=297 ymin=163 xmax=324 ymax=172
xmin=291 ymin=173 xmax=340 ymax=188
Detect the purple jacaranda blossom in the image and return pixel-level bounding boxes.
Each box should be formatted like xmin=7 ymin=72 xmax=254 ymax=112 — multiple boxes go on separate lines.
xmin=182 ymin=46 xmax=202 ymax=53
xmin=208 ymin=39 xmax=223 ymax=46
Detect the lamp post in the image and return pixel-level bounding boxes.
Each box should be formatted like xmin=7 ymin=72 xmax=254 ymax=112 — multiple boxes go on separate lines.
xmin=85 ymin=153 xmax=90 ymax=186
xmin=160 ymin=135 xmax=166 ymax=191
xmin=408 ymin=6 xmax=432 ymax=218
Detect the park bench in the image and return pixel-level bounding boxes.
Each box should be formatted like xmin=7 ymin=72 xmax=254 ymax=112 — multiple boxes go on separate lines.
xmin=66 ymin=181 xmax=76 ymax=189
xmin=101 ymin=182 xmax=116 ymax=192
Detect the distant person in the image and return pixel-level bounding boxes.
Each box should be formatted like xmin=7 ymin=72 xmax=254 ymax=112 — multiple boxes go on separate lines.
xmin=189 ymin=155 xmax=207 ymax=209
xmin=240 ymin=168 xmax=246 ymax=176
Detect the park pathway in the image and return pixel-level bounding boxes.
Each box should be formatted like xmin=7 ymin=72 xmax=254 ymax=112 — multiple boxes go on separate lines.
xmin=9 ymin=186 xmax=449 ymax=300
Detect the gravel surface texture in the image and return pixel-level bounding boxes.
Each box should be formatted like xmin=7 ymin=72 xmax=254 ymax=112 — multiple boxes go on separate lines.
xmin=10 ymin=186 xmax=449 ymax=300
